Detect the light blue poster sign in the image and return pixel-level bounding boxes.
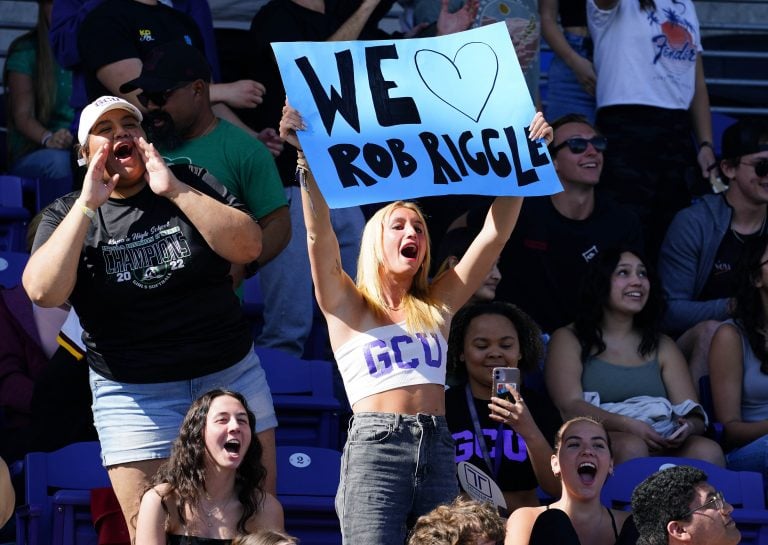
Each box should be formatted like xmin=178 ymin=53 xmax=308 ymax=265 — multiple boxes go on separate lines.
xmin=272 ymin=22 xmax=561 ymax=208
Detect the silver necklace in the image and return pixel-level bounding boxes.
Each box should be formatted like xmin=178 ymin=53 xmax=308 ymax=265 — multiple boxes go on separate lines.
xmin=200 ymin=494 xmax=234 ymax=528
xmin=732 ymin=213 xmax=767 ymax=243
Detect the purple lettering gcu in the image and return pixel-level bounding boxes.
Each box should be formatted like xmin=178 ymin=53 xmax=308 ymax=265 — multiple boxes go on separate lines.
xmin=453 ymin=429 xmax=529 ymax=463
xmin=364 ymin=339 xmax=391 ymax=377
xmin=416 ymin=333 xmax=442 ymax=367
xmin=363 ymin=332 xmax=444 ymax=377
xmin=392 ymin=335 xmax=417 ymax=369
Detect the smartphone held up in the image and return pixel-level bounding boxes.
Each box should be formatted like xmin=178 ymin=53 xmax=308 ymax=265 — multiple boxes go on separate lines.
xmin=492 ymin=367 xmax=520 ymax=403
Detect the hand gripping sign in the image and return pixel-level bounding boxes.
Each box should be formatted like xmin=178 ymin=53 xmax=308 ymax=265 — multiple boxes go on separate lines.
xmin=272 ymin=22 xmax=561 ymax=208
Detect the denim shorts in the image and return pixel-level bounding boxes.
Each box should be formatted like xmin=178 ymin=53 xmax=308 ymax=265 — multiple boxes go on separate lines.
xmin=336 ymin=412 xmax=458 ymax=545
xmin=545 ymin=31 xmax=597 ymax=124
xmin=90 ymin=346 xmax=276 ymax=467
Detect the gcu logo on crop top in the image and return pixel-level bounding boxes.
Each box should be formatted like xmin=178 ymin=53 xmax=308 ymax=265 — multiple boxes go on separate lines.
xmin=363 ymin=332 xmax=443 ymax=377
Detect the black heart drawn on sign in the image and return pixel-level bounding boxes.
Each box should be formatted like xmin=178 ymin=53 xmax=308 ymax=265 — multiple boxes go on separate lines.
xmin=414 ymin=42 xmax=499 ymax=123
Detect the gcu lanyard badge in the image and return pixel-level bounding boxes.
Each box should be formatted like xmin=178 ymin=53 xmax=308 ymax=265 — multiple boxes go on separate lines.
xmin=457 ymin=384 xmax=509 ymax=511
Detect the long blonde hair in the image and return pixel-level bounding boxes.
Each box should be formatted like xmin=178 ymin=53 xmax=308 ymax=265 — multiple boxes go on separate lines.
xmin=356 ymin=201 xmax=447 ymax=334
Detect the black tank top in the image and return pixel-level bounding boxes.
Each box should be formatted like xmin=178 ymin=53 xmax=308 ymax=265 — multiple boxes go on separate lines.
xmin=545 ymin=504 xmax=620 ymax=541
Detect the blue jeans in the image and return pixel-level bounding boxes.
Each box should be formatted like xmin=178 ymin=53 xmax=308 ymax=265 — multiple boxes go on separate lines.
xmin=545 ymin=32 xmax=597 ymax=124
xmin=726 ymin=434 xmax=768 ymax=481
xmin=336 ymin=413 xmax=458 ymax=545
xmin=10 ymin=148 xmax=72 ymax=180
xmin=257 ymin=186 xmax=364 ymax=356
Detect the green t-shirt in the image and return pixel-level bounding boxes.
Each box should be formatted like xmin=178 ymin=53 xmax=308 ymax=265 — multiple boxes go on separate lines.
xmin=5 ymin=35 xmax=74 ymax=163
xmin=160 ymin=119 xmax=287 ymax=219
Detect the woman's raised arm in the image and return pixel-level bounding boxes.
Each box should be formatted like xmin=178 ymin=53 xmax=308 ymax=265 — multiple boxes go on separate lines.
xmin=279 ymin=102 xmax=358 ymax=317
xmin=432 ymin=113 xmax=552 ymax=311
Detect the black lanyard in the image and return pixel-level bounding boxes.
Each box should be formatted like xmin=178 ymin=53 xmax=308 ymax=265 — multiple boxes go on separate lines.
xmin=465 ymin=383 xmax=506 ymax=480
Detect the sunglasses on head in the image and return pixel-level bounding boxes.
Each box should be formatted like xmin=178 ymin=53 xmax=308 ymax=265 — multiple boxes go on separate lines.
xmin=740 ymin=158 xmax=768 ymax=178
xmin=551 ymin=136 xmax=608 ymax=155
xmin=137 ymin=82 xmax=189 ymax=108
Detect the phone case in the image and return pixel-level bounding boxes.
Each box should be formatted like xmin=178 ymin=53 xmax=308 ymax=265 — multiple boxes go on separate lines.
xmin=491 ymin=367 xmax=520 ymax=403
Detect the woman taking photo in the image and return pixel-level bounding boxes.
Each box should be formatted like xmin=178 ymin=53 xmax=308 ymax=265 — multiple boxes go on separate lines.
xmin=446 ymin=301 xmax=561 ymax=513
xmin=23 ymin=96 xmax=276 ymax=540
xmin=709 ymin=235 xmax=768 ymax=482
xmin=135 ymin=389 xmax=283 ymax=544
xmin=505 ymin=416 xmax=631 ymax=545
xmin=545 ymin=246 xmax=723 ymax=465
xmin=279 ymin=103 xmax=552 ymax=545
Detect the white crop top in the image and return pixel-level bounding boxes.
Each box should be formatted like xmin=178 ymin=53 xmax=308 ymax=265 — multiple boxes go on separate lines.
xmin=333 ymin=322 xmax=447 ymax=407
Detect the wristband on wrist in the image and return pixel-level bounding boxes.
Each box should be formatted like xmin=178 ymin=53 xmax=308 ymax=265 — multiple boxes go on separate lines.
xmin=80 ymin=204 xmax=96 ymax=220
xmin=699 ymin=141 xmax=713 ymax=150
xmin=41 ymin=131 xmax=53 ymax=147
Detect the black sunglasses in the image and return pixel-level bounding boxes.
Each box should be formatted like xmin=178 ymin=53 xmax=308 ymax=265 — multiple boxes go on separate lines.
xmin=551 ymin=136 xmax=608 ymax=155
xmin=740 ymin=158 xmax=768 ymax=178
xmin=137 ymin=82 xmax=189 ymax=108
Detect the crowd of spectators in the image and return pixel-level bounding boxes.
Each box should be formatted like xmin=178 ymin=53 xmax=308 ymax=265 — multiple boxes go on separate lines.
xmin=1 ymin=0 xmax=768 ymax=543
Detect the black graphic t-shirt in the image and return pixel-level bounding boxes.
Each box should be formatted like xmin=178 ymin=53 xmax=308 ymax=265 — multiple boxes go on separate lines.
xmin=446 ymin=384 xmax=562 ymax=492
xmin=698 ymin=227 xmax=764 ymax=302
xmin=33 ymin=165 xmax=253 ymax=383
xmin=495 ymin=194 xmax=643 ymax=333
xmin=78 ymin=0 xmax=204 ymax=102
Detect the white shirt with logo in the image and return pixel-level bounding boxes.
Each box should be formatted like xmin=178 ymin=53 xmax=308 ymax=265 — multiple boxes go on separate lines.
xmin=588 ymin=0 xmax=702 ymax=110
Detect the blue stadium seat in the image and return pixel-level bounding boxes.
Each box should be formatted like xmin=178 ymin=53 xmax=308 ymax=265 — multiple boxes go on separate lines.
xmin=255 ymin=346 xmax=343 ymax=449
xmin=16 ymin=441 xmax=110 ymax=545
xmin=276 ymin=445 xmax=341 ymax=545
xmin=0 ymin=251 xmax=29 ymax=288
xmin=33 ymin=176 xmax=73 ymax=213
xmin=698 ymin=375 xmax=724 ymax=444
xmin=0 ymin=176 xmax=31 ymax=252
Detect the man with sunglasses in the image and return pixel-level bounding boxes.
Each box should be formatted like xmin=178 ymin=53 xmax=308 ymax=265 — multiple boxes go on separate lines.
xmin=632 ymin=465 xmax=740 ymax=545
xmin=53 ymin=0 xmax=268 ymax=145
xmin=120 ymin=42 xmax=289 ymax=281
xmin=659 ymin=118 xmax=768 ymax=387
xmin=495 ymin=113 xmax=643 ymax=333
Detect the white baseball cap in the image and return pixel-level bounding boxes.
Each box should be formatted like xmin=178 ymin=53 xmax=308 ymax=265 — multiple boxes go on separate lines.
xmin=78 ymin=96 xmax=143 ymax=147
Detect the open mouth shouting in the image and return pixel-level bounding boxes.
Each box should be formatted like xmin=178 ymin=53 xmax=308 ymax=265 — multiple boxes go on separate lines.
xmin=113 ymin=140 xmax=136 ymax=161
xmin=223 ymin=439 xmax=242 ymax=457
xmin=401 ymin=242 xmax=419 ymax=260
xmin=577 ymin=461 xmax=598 ymax=485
